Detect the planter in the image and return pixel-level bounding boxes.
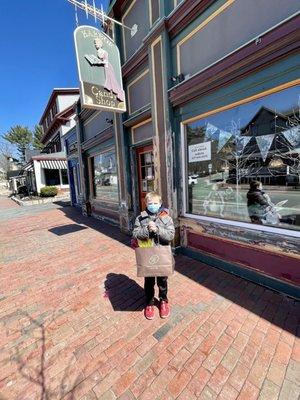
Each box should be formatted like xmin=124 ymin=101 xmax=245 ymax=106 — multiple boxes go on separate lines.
xmin=11 ymin=194 xmax=70 ymax=207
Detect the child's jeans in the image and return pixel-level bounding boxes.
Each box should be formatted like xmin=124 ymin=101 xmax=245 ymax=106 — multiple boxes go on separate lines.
xmin=144 ymin=276 xmax=168 ymax=305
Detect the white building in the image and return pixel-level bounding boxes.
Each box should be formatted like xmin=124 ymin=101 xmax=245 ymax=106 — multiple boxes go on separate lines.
xmin=24 ymin=88 xmax=79 ymax=194
xmin=39 ymin=88 xmax=79 ymax=154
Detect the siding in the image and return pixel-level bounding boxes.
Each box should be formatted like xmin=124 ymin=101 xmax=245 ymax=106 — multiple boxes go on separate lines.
xmin=83 ymin=111 xmax=113 ymax=141
xmin=178 ymin=0 xmax=299 ymax=76
xmin=122 ymin=0 xmax=150 ymax=61
xmin=128 ymin=70 xmax=151 ymax=114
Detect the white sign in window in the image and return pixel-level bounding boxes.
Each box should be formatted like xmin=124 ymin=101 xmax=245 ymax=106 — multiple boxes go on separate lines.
xmin=188 ymin=142 xmax=211 ymax=163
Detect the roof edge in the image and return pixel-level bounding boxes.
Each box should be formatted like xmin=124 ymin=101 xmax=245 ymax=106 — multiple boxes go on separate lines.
xmin=39 ymin=88 xmax=79 ymax=125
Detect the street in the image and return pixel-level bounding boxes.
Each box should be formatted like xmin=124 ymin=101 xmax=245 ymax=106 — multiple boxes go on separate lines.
xmin=0 ymin=196 xmax=299 ymax=400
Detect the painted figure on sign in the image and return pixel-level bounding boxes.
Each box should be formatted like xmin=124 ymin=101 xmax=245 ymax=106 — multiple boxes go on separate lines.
xmin=85 ymin=38 xmax=125 ymax=102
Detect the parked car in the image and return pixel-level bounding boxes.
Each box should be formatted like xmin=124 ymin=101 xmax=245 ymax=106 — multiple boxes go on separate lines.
xmin=188 ymin=175 xmax=198 ymax=185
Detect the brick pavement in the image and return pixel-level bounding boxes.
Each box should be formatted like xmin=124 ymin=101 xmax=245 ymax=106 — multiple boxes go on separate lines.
xmin=0 ymin=196 xmax=299 ymax=400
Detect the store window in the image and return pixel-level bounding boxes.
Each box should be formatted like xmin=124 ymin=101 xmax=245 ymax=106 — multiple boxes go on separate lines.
xmin=61 ymin=169 xmax=69 ymax=185
xmin=91 ymin=150 xmax=118 ymax=203
xmin=185 ymin=84 xmax=300 ymax=231
xmin=45 ymin=169 xmax=60 ymax=186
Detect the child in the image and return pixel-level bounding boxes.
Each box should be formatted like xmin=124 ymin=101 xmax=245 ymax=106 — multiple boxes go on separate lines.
xmin=132 ymin=192 xmax=175 ymax=320
xmin=247 ymin=180 xmax=270 ymax=224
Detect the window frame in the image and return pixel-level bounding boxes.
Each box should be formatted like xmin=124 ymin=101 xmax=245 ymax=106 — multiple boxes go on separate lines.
xmin=88 ymin=147 xmax=119 ymax=203
xmin=61 ymin=169 xmax=69 ymax=185
xmin=180 ymin=80 xmax=300 ymax=239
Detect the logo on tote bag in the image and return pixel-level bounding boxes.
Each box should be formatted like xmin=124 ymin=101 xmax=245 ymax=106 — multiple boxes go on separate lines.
xmin=149 ymin=255 xmax=160 ymax=265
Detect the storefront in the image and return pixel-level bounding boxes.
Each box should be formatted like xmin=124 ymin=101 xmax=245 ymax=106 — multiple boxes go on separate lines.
xmin=23 ymin=153 xmax=69 ymax=195
xmin=75 ymin=0 xmax=300 ymax=297
xmin=77 ymin=107 xmax=120 ymax=224
xmin=65 ymin=127 xmax=82 ymax=207
xmin=172 ymin=64 xmax=300 ymax=298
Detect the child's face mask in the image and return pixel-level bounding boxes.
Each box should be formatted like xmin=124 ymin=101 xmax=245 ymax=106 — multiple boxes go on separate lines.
xmin=147 ymin=202 xmax=161 ymax=214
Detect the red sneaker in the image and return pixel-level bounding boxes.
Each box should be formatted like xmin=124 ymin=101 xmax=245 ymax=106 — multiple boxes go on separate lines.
xmin=159 ymin=301 xmax=170 ymax=319
xmin=144 ymin=305 xmax=155 ymax=320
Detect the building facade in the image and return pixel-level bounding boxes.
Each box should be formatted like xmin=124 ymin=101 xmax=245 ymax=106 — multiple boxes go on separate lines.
xmin=65 ymin=126 xmax=82 ymax=207
xmin=73 ymin=0 xmax=300 ymax=298
xmin=24 ymin=88 xmax=79 ymax=194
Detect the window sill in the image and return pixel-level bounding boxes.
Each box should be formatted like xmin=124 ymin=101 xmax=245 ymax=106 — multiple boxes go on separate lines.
xmin=181 ymin=213 xmax=300 ymax=238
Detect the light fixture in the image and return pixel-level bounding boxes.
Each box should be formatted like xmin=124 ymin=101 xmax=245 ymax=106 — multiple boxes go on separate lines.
xmin=171 ymin=73 xmax=185 ymax=84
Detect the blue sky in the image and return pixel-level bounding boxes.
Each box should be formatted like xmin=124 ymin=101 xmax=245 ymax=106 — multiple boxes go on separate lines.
xmin=0 ymin=0 xmax=109 ymax=140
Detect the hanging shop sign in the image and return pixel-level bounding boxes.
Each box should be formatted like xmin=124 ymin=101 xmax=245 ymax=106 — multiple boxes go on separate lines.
xmin=74 ymin=26 xmax=126 ymax=113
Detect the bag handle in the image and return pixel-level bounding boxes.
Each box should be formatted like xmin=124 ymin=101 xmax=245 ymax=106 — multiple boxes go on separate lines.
xmin=153 ymin=217 xmax=160 ymax=245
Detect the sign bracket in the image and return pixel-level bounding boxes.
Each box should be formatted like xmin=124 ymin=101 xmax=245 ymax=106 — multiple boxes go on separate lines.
xmin=67 ymin=0 xmax=138 ymax=37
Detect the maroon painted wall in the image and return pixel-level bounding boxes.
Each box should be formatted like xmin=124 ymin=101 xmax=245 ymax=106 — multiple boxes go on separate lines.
xmin=187 ymin=231 xmax=300 ymax=286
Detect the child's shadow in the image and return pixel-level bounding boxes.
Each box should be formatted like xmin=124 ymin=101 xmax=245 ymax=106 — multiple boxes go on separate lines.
xmin=104 ymin=273 xmax=145 ymax=312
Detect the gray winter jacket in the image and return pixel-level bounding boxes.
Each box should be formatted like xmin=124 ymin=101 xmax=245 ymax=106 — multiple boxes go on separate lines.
xmin=132 ymin=209 xmax=175 ymax=245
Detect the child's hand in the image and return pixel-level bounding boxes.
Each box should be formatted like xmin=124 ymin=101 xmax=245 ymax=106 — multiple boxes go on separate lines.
xmin=148 ymin=221 xmax=158 ymax=233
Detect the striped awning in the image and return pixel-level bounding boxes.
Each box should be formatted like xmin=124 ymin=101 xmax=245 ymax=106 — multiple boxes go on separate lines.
xmin=24 ymin=162 xmax=34 ymax=171
xmin=40 ymin=160 xmax=67 ymax=170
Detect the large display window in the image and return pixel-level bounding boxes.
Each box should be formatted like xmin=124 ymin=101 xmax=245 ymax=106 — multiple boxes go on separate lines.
xmin=184 ymin=83 xmax=300 ymax=232
xmin=90 ymin=149 xmax=119 ymax=203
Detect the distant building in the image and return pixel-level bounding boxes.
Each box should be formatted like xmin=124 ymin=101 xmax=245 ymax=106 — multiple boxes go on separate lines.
xmin=0 ymin=167 xmax=6 ymax=181
xmin=40 ymin=88 xmax=79 ymax=154
xmin=23 ymin=88 xmax=79 ymax=194
xmin=228 ymin=107 xmax=297 ymax=186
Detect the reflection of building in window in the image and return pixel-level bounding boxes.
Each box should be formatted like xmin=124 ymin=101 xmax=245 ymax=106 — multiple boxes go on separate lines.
xmin=185 ymin=85 xmax=300 ymax=231
xmin=233 ymin=107 xmax=296 ymax=187
xmin=91 ymin=151 xmax=119 ymax=203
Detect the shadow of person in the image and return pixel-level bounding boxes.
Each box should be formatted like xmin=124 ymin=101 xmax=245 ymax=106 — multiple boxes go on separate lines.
xmin=104 ymin=273 xmax=145 ymax=312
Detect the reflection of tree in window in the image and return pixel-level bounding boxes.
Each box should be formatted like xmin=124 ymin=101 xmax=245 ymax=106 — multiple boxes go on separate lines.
xmin=92 ymin=151 xmax=118 ymax=203
xmin=186 ymin=85 xmax=300 ymax=231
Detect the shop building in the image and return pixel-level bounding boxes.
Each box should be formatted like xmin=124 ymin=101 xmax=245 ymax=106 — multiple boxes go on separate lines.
xmin=75 ymin=106 xmax=120 ymax=224
xmin=65 ymin=127 xmax=82 ymax=207
xmin=24 ymin=88 xmax=79 ymax=194
xmin=39 ymin=88 xmax=80 ymax=154
xmin=74 ymin=0 xmax=300 ymax=297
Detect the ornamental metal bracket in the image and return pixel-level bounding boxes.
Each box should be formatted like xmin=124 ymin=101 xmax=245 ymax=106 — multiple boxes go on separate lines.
xmin=67 ymin=0 xmax=138 ymax=37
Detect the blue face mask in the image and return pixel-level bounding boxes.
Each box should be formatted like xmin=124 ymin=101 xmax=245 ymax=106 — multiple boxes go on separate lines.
xmin=147 ymin=204 xmax=161 ymax=214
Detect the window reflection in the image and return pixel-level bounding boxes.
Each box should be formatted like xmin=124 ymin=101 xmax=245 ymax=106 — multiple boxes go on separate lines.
xmin=92 ymin=150 xmax=118 ymax=203
xmin=186 ymin=84 xmax=300 ymax=231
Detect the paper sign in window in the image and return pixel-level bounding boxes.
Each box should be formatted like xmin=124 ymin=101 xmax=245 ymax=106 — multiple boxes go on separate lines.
xmin=188 ymin=142 xmax=211 ymax=163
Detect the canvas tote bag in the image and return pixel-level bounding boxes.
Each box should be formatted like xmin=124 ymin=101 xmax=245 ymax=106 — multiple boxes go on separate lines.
xmin=135 ymin=244 xmax=175 ymax=277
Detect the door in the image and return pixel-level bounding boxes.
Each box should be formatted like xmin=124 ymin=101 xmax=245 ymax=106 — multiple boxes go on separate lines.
xmin=68 ymin=162 xmax=77 ymax=205
xmin=72 ymin=165 xmax=79 ymax=204
xmin=136 ymin=144 xmax=155 ymax=211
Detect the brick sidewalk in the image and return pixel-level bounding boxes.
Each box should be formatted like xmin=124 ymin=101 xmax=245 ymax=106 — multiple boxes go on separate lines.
xmin=0 ymin=197 xmax=299 ymax=400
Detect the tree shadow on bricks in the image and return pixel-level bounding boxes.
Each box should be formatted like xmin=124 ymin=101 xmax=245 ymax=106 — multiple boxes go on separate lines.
xmin=7 ymin=311 xmax=89 ymax=400
xmin=104 ymin=273 xmax=145 ymax=312
xmin=175 ymin=255 xmax=300 ymax=337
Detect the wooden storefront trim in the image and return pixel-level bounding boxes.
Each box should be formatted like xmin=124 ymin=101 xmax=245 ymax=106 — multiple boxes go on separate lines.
xmin=126 ymin=69 xmax=150 ymax=115
xmin=182 ymin=79 xmax=300 ymax=124
xmin=81 ymin=127 xmax=114 ymax=151
xmin=170 ymin=15 xmax=300 ymax=107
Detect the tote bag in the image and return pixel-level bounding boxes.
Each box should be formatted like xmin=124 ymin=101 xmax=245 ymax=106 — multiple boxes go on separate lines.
xmin=135 ymin=245 xmax=175 ymax=277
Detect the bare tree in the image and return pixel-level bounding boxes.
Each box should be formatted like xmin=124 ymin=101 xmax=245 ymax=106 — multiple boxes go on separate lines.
xmin=220 ymin=119 xmax=264 ymax=213
xmin=0 ymin=141 xmax=16 ymax=176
